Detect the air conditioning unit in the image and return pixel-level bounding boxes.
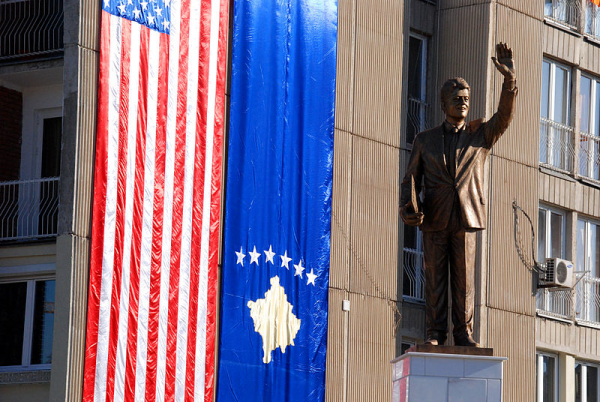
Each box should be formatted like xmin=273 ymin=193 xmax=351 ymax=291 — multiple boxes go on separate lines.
xmin=543 ymin=258 xmax=574 ymax=288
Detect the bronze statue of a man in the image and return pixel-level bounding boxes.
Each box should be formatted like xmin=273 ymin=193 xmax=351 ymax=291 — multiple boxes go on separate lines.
xmin=400 ymin=43 xmax=517 ymax=347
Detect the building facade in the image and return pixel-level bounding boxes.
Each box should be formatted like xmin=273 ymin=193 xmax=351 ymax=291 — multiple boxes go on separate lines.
xmin=0 ymin=0 xmax=599 ymax=401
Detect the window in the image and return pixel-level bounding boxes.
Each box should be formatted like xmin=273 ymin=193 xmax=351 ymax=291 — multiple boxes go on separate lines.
xmin=0 ymin=279 xmax=55 ymax=369
xmin=576 ymin=361 xmax=599 ymax=402
xmin=579 ymin=75 xmax=600 ymax=181
xmin=403 ymin=225 xmax=424 ymax=301
xmin=586 ymin=0 xmax=600 ymax=37
xmin=545 ymin=0 xmax=581 ymax=28
xmin=576 ymin=218 xmax=600 ymax=323
xmin=537 ymin=205 xmax=571 ymax=319
xmin=540 ymin=59 xmax=574 ymax=172
xmin=406 ymin=33 xmax=428 ymax=145
xmin=537 ymin=352 xmax=559 ymax=402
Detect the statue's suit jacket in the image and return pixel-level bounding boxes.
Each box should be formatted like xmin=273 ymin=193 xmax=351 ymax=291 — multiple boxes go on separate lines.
xmin=400 ymin=83 xmax=518 ymax=232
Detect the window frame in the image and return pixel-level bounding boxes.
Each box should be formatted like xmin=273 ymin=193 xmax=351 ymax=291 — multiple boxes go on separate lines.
xmin=538 ymin=204 xmax=567 ymax=262
xmin=405 ymin=32 xmax=428 ymax=146
xmin=537 ymin=351 xmax=560 ymax=402
xmin=576 ymin=360 xmax=600 ymax=402
xmin=579 ymin=73 xmax=600 ymax=181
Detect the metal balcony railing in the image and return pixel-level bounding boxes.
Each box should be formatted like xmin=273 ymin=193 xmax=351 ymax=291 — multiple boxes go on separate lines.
xmin=0 ymin=177 xmax=59 ymax=242
xmin=403 ymin=247 xmax=425 ymax=302
xmin=586 ymin=0 xmax=600 ymax=37
xmin=540 ymin=117 xmax=576 ymax=173
xmin=0 ymin=0 xmax=64 ymax=63
xmin=406 ymin=97 xmax=430 ymax=145
xmin=545 ymin=0 xmax=581 ymax=29
xmin=576 ymin=276 xmax=600 ymax=326
xmin=579 ymin=131 xmax=600 ymax=181
xmin=536 ymin=288 xmax=573 ymax=320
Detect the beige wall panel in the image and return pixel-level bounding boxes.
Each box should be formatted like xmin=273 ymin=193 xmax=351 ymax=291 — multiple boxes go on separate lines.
xmin=349 ymin=137 xmax=399 ymax=298
xmin=542 ymin=24 xmax=579 ymax=65
xmin=488 ymin=308 xmax=535 ymax=402
xmin=60 ymin=46 xmax=99 ymax=238
xmin=581 ymin=41 xmax=600 ymax=73
xmin=497 ymin=0 xmax=542 ymax=20
xmin=0 ymin=383 xmax=50 ymax=402
xmin=325 ymin=288 xmax=349 ymax=402
xmin=436 ymin=4 xmax=491 ymax=125
xmin=0 ymin=243 xmax=56 ymax=267
xmin=331 ymin=130 xmax=352 ymax=290
xmin=335 ymin=0 xmax=356 ymax=133
xmin=487 ymin=156 xmax=537 ymax=315
xmin=536 ymin=317 xmax=600 ymax=361
xmin=64 ymin=0 xmax=101 ymax=51
xmin=352 ymin=0 xmax=403 ymax=147
xmin=346 ymin=293 xmax=395 ymax=402
xmin=492 ymin=6 xmax=542 ymax=167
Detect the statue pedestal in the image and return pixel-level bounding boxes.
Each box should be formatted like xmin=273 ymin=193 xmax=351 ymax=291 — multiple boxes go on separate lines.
xmin=391 ymin=347 xmax=507 ymax=402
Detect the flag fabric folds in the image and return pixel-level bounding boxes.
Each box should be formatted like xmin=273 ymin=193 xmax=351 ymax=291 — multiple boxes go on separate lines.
xmin=82 ymin=0 xmax=228 ymax=400
xmin=216 ymin=0 xmax=338 ymax=401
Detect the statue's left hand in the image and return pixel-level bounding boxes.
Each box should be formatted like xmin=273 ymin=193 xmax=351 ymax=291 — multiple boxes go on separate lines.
xmin=492 ymin=42 xmax=516 ymax=81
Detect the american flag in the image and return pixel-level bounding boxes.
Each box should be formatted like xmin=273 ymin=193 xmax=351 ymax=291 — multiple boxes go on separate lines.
xmin=82 ymin=0 xmax=228 ymax=400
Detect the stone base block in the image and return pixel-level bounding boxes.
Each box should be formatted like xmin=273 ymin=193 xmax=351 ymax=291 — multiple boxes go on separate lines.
xmin=391 ymin=351 xmax=507 ymax=402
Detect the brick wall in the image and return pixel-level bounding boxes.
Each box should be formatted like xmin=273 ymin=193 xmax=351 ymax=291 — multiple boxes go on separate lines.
xmin=0 ymin=86 xmax=22 ymax=181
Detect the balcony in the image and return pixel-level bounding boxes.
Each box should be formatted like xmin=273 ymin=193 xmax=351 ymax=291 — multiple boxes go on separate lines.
xmin=403 ymin=247 xmax=425 ymax=302
xmin=586 ymin=0 xmax=600 ymax=38
xmin=545 ymin=0 xmax=581 ymax=29
xmin=536 ymin=288 xmax=573 ymax=321
xmin=540 ymin=117 xmax=575 ymax=173
xmin=0 ymin=0 xmax=64 ymax=64
xmin=579 ymin=131 xmax=600 ymax=182
xmin=0 ymin=178 xmax=59 ymax=243
xmin=576 ymin=276 xmax=600 ymax=326
xmin=406 ymin=97 xmax=430 ymax=145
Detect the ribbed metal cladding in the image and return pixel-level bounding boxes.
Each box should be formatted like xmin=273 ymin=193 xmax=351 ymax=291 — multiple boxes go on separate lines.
xmin=439 ymin=0 xmax=488 ymax=11
xmin=535 ymin=317 xmax=571 ymax=349
xmin=352 ymin=0 xmax=403 ymax=148
xmin=542 ymin=23 xmax=580 ymax=65
xmin=487 ymin=155 xmax=538 ymax=315
xmin=346 ymin=293 xmax=395 ymax=402
xmin=349 ymin=136 xmax=399 ymax=299
xmin=325 ymin=288 xmax=349 ymax=402
xmin=491 ymin=4 xmax=542 ymax=168
xmin=331 ymin=129 xmax=352 ymax=290
xmin=488 ymin=308 xmax=535 ymax=402
xmin=497 ymin=0 xmax=543 ymax=20
xmin=334 ymin=0 xmax=355 ymax=134
xmin=539 ymin=173 xmax=600 ymax=216
xmin=79 ymin=0 xmax=101 ymax=51
xmin=581 ymin=41 xmax=600 ymax=72
xmin=435 ymin=3 xmax=491 ymax=125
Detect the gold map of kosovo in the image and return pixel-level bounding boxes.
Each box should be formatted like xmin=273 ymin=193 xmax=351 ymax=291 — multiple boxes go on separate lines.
xmin=247 ymin=276 xmax=301 ymax=364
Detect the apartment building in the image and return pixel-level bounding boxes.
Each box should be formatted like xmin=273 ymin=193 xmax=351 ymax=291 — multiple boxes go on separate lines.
xmin=0 ymin=0 xmax=599 ymax=401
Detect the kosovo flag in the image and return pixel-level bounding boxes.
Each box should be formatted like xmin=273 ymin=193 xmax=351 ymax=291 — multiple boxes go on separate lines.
xmin=216 ymin=0 xmax=337 ymax=400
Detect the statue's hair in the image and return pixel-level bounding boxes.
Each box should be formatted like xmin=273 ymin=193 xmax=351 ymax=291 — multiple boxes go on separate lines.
xmin=440 ymin=77 xmax=470 ymax=104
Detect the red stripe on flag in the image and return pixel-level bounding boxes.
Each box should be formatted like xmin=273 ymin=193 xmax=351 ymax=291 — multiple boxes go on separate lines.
xmin=83 ymin=11 xmax=111 ymax=402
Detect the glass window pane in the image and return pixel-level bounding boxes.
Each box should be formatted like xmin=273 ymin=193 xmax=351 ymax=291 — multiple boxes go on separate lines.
xmin=545 ymin=0 xmax=552 ymax=17
xmin=30 ymin=280 xmax=55 ymax=365
xmin=576 ymin=363 xmax=582 ymax=402
xmin=588 ymin=365 xmax=598 ymax=402
xmin=0 ymin=282 xmax=27 ymax=366
xmin=551 ymin=212 xmax=564 ymax=258
xmin=543 ymin=355 xmax=556 ymax=402
xmin=542 ymin=61 xmax=551 ymax=119
xmin=539 ymin=209 xmax=547 ymax=261
xmin=554 ymin=67 xmax=569 ymax=125
xmin=581 ymin=76 xmax=591 ymax=133
xmin=595 ymin=82 xmax=600 ymax=136
xmin=578 ymin=220 xmax=587 ymax=273
xmin=593 ymin=224 xmax=600 ymax=278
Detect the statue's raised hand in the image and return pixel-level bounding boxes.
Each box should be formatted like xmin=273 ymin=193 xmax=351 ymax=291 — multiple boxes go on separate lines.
xmin=491 ymin=42 xmax=515 ymax=81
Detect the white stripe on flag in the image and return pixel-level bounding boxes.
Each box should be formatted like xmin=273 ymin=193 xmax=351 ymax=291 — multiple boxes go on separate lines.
xmin=95 ymin=14 xmax=122 ymax=402
xmin=134 ymin=28 xmax=160 ymax=402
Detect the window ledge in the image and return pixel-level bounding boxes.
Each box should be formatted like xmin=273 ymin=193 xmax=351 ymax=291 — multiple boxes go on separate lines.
xmin=536 ymin=310 xmax=574 ymax=324
xmin=584 ymin=34 xmax=600 ymax=46
xmin=402 ymin=296 xmax=425 ymax=305
xmin=0 ymin=369 xmax=50 ymax=385
xmin=579 ymin=176 xmax=600 ymax=189
xmin=575 ymin=320 xmax=600 ymax=329
xmin=543 ymin=18 xmax=582 ymax=37
xmin=540 ymin=165 xmax=577 ymax=182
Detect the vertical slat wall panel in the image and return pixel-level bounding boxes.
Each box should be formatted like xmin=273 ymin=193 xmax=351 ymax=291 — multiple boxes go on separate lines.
xmin=352 ymin=0 xmax=403 ymax=147
xmin=539 ymin=174 xmax=600 ymax=216
xmin=435 ymin=4 xmax=491 ymax=126
xmin=334 ymin=0 xmax=356 ymax=134
xmin=325 ymin=289 xmax=350 ymax=402
xmin=331 ymin=129 xmax=353 ymax=290
xmin=487 ymin=156 xmax=538 ymax=315
xmin=349 ymin=136 xmax=399 ymax=299
xmin=492 ymin=5 xmax=542 ymax=168
xmin=497 ymin=0 xmax=543 ymax=20
xmin=346 ymin=293 xmax=395 ymax=402
xmin=581 ymin=41 xmax=600 ymax=73
xmin=488 ymin=308 xmax=535 ymax=402
xmin=542 ymin=24 xmax=580 ymax=65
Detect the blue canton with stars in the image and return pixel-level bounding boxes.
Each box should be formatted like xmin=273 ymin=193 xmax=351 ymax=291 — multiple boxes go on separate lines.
xmin=103 ymin=0 xmax=171 ymax=34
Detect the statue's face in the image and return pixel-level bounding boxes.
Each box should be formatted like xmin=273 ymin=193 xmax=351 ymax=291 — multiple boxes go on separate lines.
xmin=443 ymin=88 xmax=470 ymax=121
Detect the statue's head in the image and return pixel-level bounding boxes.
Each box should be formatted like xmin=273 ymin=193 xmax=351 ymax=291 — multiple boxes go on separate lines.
xmin=440 ymin=77 xmax=470 ymax=121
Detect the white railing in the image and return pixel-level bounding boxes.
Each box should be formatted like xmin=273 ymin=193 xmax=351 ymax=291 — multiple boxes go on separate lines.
xmin=536 ymin=288 xmax=573 ymax=320
xmin=403 ymin=247 xmax=425 ymax=301
xmin=406 ymin=97 xmax=430 ymax=145
xmin=586 ymin=0 xmax=600 ymax=37
xmin=540 ymin=117 xmax=576 ymax=173
xmin=0 ymin=177 xmax=59 ymax=242
xmin=0 ymin=0 xmax=63 ymax=63
xmin=545 ymin=0 xmax=581 ymax=28
xmin=576 ymin=276 xmax=600 ymax=325
xmin=579 ymin=131 xmax=600 ymax=181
